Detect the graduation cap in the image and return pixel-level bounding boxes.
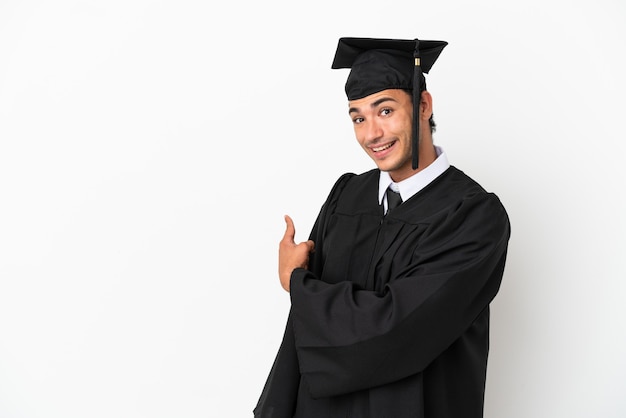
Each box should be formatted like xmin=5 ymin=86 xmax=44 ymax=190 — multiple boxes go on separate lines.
xmin=331 ymin=37 xmax=447 ymax=169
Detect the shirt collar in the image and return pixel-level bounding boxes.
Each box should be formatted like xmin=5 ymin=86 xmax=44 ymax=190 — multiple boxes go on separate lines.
xmin=378 ymin=146 xmax=450 ymax=205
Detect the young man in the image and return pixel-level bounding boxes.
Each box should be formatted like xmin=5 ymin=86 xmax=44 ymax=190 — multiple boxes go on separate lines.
xmin=254 ymin=37 xmax=511 ymax=418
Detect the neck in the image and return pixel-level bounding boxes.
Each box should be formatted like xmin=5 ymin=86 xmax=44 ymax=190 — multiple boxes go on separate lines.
xmin=411 ymin=133 xmax=437 ymax=174
xmin=389 ymin=133 xmax=436 ymax=182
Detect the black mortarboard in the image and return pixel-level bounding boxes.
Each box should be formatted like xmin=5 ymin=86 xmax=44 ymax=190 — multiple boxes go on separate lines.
xmin=331 ymin=37 xmax=447 ymax=169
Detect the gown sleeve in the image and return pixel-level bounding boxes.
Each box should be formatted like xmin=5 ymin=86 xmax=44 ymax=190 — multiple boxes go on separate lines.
xmin=289 ymin=190 xmax=511 ymax=399
xmin=253 ymin=312 xmax=300 ymax=417
xmin=253 ymin=173 xmax=356 ymax=416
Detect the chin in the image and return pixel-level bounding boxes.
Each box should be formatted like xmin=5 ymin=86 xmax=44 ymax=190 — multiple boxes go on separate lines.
xmin=375 ymin=160 xmax=399 ymax=173
xmin=373 ymin=162 xmax=390 ymax=171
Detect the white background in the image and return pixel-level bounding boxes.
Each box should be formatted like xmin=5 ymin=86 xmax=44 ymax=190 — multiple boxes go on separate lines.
xmin=1 ymin=1 xmax=625 ymax=417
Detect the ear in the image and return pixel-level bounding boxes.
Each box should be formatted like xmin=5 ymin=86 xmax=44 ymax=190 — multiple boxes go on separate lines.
xmin=420 ymin=90 xmax=433 ymax=121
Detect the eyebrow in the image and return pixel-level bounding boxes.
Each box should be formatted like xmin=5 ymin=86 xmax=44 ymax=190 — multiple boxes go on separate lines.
xmin=348 ymin=97 xmax=398 ymax=114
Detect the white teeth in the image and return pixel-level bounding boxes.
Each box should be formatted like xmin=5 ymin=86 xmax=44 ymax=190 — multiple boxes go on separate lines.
xmin=373 ymin=142 xmax=394 ymax=152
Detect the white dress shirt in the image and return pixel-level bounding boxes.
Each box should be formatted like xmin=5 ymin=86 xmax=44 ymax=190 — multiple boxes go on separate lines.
xmin=378 ymin=146 xmax=450 ymax=213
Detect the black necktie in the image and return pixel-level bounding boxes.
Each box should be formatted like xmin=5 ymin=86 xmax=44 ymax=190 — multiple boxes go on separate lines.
xmin=386 ymin=188 xmax=402 ymax=214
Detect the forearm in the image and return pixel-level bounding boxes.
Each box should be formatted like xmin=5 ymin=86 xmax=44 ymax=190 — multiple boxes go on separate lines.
xmin=289 ymin=246 xmax=508 ymax=398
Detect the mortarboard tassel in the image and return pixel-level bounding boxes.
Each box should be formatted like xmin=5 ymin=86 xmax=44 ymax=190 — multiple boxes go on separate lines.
xmin=412 ymin=39 xmax=422 ymax=170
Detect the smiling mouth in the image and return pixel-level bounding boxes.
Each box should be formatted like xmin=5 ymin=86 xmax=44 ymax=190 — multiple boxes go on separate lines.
xmin=372 ymin=141 xmax=395 ymax=152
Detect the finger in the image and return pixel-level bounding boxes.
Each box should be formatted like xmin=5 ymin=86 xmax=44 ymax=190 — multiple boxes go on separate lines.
xmin=282 ymin=214 xmax=296 ymax=243
xmin=306 ymin=240 xmax=315 ymax=253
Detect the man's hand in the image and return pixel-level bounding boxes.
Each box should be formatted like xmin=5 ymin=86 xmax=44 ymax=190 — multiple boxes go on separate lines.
xmin=279 ymin=215 xmax=315 ymax=292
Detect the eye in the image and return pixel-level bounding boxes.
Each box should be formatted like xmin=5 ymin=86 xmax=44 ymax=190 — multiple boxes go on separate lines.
xmin=380 ymin=108 xmax=392 ymax=116
xmin=353 ymin=116 xmax=365 ymax=124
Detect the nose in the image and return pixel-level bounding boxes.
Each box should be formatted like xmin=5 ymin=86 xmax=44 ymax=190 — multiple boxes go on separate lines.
xmin=363 ymin=119 xmax=383 ymax=143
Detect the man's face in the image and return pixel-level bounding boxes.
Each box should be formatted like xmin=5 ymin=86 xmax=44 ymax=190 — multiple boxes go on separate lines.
xmin=348 ymin=89 xmax=414 ymax=181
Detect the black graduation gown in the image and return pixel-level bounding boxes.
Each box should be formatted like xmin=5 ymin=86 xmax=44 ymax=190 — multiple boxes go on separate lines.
xmin=254 ymin=166 xmax=511 ymax=418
